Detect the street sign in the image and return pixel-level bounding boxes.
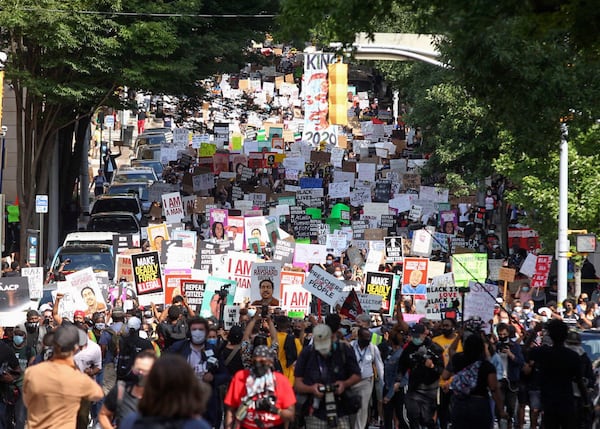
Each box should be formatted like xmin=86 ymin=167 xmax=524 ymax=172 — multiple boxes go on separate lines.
xmin=35 ymin=195 xmax=48 ymax=213
xmin=104 ymin=115 xmax=115 ymax=129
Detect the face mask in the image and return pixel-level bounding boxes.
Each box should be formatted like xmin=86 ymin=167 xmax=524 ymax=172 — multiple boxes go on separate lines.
xmin=13 ymin=335 xmax=24 ymax=346
xmin=133 ymin=372 xmax=146 ymax=387
xmin=293 ymin=329 xmax=302 ymax=336
xmin=326 ymin=260 xmax=332 ymax=265
xmin=498 ymin=337 xmax=509 ymax=343
xmin=583 ymin=298 xmax=589 ymax=303
xmin=247 ymin=309 xmax=256 ymax=318
xmin=95 ymin=323 xmax=106 ymax=331
xmin=540 ymin=316 xmax=548 ymax=323
xmin=500 ymin=318 xmax=509 ymax=324
xmin=25 ymin=322 xmax=38 ymax=333
xmin=207 ymin=338 xmax=218 ymax=347
xmin=334 ymin=271 xmax=343 ymax=278
xmin=358 ymin=338 xmax=370 ymax=348
xmin=412 ymin=337 xmax=424 ymax=346
xmin=315 ymin=341 xmax=332 ymax=356
xmin=139 ymin=330 xmax=149 ymax=339
xmin=514 ymin=307 xmax=522 ymax=313
xmin=340 ymin=328 xmax=348 ymax=336
xmin=441 ymin=328 xmax=453 ymax=337
xmin=252 ymin=362 xmax=270 ymax=378
xmin=190 ymin=329 xmax=206 ymax=345
xmin=522 ymin=287 xmax=530 ymax=292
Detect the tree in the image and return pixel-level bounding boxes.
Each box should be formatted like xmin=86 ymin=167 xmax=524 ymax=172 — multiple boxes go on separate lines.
xmin=1 ymin=0 xmax=279 ymax=263
xmin=277 ymin=0 xmax=600 ymax=250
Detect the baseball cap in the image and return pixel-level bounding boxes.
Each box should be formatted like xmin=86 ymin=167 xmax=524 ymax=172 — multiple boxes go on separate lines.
xmin=74 ymin=310 xmax=86 ymax=320
xmin=39 ymin=303 xmax=53 ymax=313
xmin=127 ymin=316 xmax=142 ymax=331
xmin=53 ymin=324 xmax=81 ymax=352
xmin=410 ymin=323 xmax=426 ymax=335
xmin=313 ymin=324 xmax=332 ymax=355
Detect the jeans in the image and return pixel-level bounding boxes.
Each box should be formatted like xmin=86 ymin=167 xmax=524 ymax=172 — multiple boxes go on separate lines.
xmin=405 ymin=390 xmax=437 ymax=429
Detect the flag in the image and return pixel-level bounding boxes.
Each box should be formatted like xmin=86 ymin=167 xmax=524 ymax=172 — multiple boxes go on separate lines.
xmin=340 ymin=289 xmax=364 ymax=321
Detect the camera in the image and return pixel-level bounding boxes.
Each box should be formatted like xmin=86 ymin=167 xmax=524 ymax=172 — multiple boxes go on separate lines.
xmin=409 ymin=346 xmax=439 ymax=366
xmin=217 ymin=284 xmax=230 ymax=301
xmin=261 ymin=305 xmax=269 ymax=318
xmin=256 ymin=395 xmax=277 ymax=412
xmin=317 ymin=384 xmax=339 ymax=428
xmin=318 ymin=384 xmax=338 ymax=393
xmin=497 ymin=341 xmax=509 ymax=352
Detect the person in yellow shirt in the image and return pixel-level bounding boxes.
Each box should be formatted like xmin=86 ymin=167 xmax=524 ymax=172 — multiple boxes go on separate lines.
xmin=432 ymin=318 xmax=463 ymax=429
xmin=269 ymin=316 xmax=302 ymax=385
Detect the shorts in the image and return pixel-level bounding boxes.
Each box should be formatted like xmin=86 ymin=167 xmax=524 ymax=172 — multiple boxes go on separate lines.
xmin=528 ymin=389 xmax=541 ymax=410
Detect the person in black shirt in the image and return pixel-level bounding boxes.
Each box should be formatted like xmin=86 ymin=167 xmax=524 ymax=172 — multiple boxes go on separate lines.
xmin=98 ymin=350 xmax=156 ymax=429
xmin=397 ymin=323 xmax=444 ymax=429
xmin=529 ymin=319 xmax=590 ymax=429
xmin=442 ymin=333 xmax=508 ymax=428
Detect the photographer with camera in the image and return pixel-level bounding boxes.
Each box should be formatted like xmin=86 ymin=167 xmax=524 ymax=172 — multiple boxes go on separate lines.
xmin=168 ymin=317 xmax=229 ymax=429
xmin=398 ymin=323 xmax=444 ymax=429
xmin=294 ymin=324 xmax=361 ymax=429
xmin=224 ymin=345 xmax=295 ymax=429
xmin=494 ymin=322 xmax=524 ymax=429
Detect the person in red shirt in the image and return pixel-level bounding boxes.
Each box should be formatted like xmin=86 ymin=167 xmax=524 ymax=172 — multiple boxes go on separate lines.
xmin=224 ymin=345 xmax=295 ymax=429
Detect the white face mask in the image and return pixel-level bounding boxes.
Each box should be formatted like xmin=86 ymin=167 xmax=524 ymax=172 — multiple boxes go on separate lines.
xmin=247 ymin=309 xmax=256 ymax=318
xmin=191 ymin=329 xmax=206 ymax=345
xmin=514 ymin=307 xmax=522 ymax=313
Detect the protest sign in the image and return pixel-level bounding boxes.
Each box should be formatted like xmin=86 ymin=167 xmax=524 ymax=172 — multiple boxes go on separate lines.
xmin=426 ymin=273 xmax=460 ymax=318
xmin=294 ymin=243 xmax=327 ymax=265
xmin=410 ymin=228 xmax=433 ymax=257
xmin=181 ymin=279 xmax=205 ymax=313
xmin=531 ymin=255 xmax=552 ymax=287
xmin=451 ymin=253 xmax=488 ymax=288
xmin=519 ymin=253 xmax=537 ymax=278
xmin=227 ymin=251 xmax=260 ymax=302
xmin=164 ymin=268 xmax=191 ymax=305
xmin=272 ymin=240 xmax=296 ymax=265
xmin=356 ymin=293 xmax=383 ymax=312
xmin=249 ymin=262 xmax=282 ymax=303
xmin=200 ymin=276 xmax=236 ymax=319
xmin=132 ymin=252 xmax=163 ymax=295
xmin=0 ymin=277 xmax=31 ymax=326
xmin=364 ymin=271 xmax=395 ymax=314
xmin=66 ymin=268 xmax=107 ymax=317
xmin=339 ymin=290 xmax=364 ymax=320
xmin=21 ymin=267 xmax=44 ymax=300
xmin=384 ymin=236 xmax=403 ymax=263
xmin=464 ymin=281 xmax=498 ymax=333
xmin=223 ymin=305 xmax=241 ymax=330
xmin=303 ymin=266 xmax=346 ymax=307
xmin=280 ymin=273 xmax=310 ymax=315
xmin=147 ymin=223 xmax=169 ymax=251
xmin=162 ymin=192 xmax=184 ymax=223
xmin=402 ymin=257 xmax=429 ymax=296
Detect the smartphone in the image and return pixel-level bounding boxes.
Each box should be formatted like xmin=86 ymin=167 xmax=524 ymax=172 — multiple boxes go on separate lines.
xmin=261 ymin=305 xmax=269 ymax=318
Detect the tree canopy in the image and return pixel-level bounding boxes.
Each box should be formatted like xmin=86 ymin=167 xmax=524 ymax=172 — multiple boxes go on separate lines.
xmin=278 ymin=0 xmax=600 ymax=250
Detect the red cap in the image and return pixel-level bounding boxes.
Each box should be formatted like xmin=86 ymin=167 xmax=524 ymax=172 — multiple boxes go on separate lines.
xmin=74 ymin=310 xmax=86 ymax=319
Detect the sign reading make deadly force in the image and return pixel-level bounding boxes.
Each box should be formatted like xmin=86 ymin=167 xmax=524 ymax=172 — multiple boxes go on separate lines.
xmin=131 ymin=252 xmax=163 ymax=295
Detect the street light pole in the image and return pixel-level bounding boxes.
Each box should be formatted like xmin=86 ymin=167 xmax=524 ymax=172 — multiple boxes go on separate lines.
xmin=557 ymin=123 xmax=569 ymax=304
xmin=0 ymin=51 xmax=7 ymax=194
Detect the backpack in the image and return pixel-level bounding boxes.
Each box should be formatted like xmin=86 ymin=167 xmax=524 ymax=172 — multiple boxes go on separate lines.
xmin=116 ymin=335 xmax=151 ymax=380
xmin=450 ymin=360 xmax=482 ymax=395
xmin=106 ymin=324 xmax=127 ymax=357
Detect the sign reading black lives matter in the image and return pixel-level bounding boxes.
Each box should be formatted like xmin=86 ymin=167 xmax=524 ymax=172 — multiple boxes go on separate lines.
xmin=131 ymin=251 xmax=163 ymax=295
xmin=385 ymin=236 xmax=403 ymax=262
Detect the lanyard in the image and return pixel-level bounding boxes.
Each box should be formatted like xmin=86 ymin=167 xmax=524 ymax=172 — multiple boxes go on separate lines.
xmin=354 ymin=343 xmax=369 ymax=365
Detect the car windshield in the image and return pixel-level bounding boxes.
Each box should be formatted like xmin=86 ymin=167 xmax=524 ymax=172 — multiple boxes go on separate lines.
xmin=581 ymin=333 xmax=600 ymax=362
xmin=137 ymin=147 xmax=161 ymax=161
xmin=57 ymin=250 xmax=114 ymax=277
xmin=131 ymin=161 xmax=164 ymax=175
xmin=92 ymin=199 xmax=140 ymax=215
xmin=89 ymin=216 xmax=139 ymax=233
xmin=136 ymin=135 xmax=166 ymax=145
xmin=113 ymin=172 xmax=156 ymax=183
xmin=107 ymin=185 xmax=149 ymax=201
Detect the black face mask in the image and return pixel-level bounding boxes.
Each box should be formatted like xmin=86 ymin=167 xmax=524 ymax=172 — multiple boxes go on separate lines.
xmin=25 ymin=322 xmax=38 ymax=333
xmin=252 ymin=362 xmax=270 ymax=378
xmin=441 ymin=328 xmax=453 ymax=337
xmin=132 ymin=372 xmax=146 ymax=387
xmin=357 ymin=338 xmax=370 ymax=349
xmin=498 ymin=337 xmax=509 ymax=343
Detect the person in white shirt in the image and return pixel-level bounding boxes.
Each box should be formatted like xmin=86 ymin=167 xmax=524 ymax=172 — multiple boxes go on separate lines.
xmin=350 ymin=327 xmax=384 ymax=429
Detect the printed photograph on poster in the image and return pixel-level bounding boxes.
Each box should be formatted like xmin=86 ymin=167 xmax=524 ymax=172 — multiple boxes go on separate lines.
xmin=164 ymin=268 xmax=191 ymax=305
xmin=265 ymin=220 xmax=280 ymax=247
xmin=402 ymin=257 xmax=429 ymax=296
xmin=131 ymin=251 xmax=163 ymax=295
xmin=244 ymin=216 xmax=268 ymax=247
xmin=65 ymin=268 xmax=107 ymax=317
xmin=200 ymin=276 xmax=236 ymax=319
xmin=147 ymin=223 xmax=170 ymax=251
xmin=209 ymin=208 xmax=229 ymax=241
xmin=249 ymin=262 xmax=282 ymax=305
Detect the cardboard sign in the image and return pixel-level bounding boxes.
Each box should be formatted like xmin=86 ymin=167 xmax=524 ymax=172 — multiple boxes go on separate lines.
xmin=182 ymin=279 xmax=205 ymax=313
xmin=498 ymin=267 xmax=516 ymax=284
xmin=21 ymin=267 xmax=44 ymax=300
xmin=464 ymin=282 xmax=498 ymax=333
xmin=302 ymin=266 xmax=346 ymax=307
xmin=451 ymin=253 xmax=488 ymax=288
xmin=426 ymin=273 xmax=459 ymax=318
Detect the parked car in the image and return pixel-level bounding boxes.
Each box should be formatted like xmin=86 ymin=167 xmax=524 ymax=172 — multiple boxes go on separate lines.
xmin=90 ymin=194 xmax=146 ymax=224
xmin=48 ymin=244 xmax=114 ymax=280
xmin=580 ymin=329 xmax=600 ymax=363
xmin=111 ymin=166 xmax=158 ymax=185
xmin=133 ymin=144 xmax=161 ymax=162
xmin=132 ymin=129 xmax=173 ymax=150
xmin=130 ymin=159 xmax=164 ymax=177
xmin=87 ymin=211 xmax=141 ymax=235
xmin=62 ymin=231 xmax=117 ymax=247
xmin=106 ymin=182 xmax=151 ymax=213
